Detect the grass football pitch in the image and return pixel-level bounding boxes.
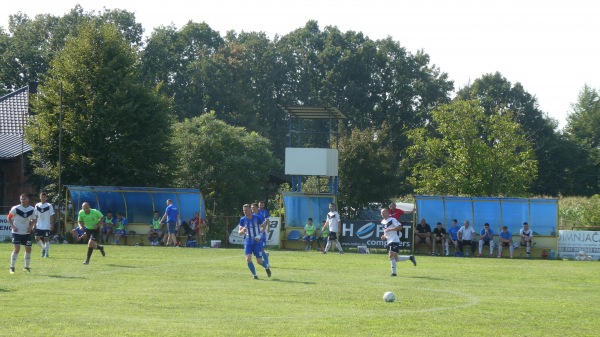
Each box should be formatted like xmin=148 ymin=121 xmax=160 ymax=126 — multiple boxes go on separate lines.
xmin=1 ymin=243 xmax=599 ymax=336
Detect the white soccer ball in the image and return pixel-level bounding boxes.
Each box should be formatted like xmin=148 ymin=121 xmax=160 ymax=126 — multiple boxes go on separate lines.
xmin=383 ymin=291 xmax=395 ymax=303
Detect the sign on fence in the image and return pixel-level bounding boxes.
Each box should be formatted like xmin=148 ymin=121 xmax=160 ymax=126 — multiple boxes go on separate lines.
xmin=558 ymin=230 xmax=600 ymax=260
xmin=339 ymin=220 xmax=413 ymax=250
xmin=0 ymin=215 xmax=10 ymax=241
xmin=229 ymin=216 xmax=281 ymax=246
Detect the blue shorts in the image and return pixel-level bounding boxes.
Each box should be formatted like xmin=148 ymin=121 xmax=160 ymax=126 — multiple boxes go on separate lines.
xmin=167 ymin=221 xmax=177 ymax=234
xmin=303 ymin=235 xmax=315 ymax=242
xmin=244 ymin=239 xmax=263 ymax=257
xmin=115 ymin=229 xmax=126 ymax=236
xmin=101 ymin=226 xmax=112 ymax=234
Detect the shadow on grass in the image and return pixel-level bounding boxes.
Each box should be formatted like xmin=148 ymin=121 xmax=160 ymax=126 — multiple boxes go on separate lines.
xmin=106 ymin=264 xmax=137 ymax=268
xmin=270 ymin=266 xmax=310 ymax=271
xmin=0 ymin=288 xmax=14 ymax=292
xmin=45 ymin=275 xmax=86 ymax=279
xmin=268 ymin=278 xmax=317 ymax=285
xmin=409 ymin=276 xmax=447 ymax=281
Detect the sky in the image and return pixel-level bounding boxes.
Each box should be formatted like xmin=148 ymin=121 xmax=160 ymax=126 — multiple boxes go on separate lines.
xmin=2 ymin=0 xmax=599 ymax=129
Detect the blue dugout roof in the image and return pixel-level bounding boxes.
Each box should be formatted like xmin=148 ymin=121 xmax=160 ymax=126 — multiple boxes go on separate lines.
xmin=65 ymin=186 xmax=205 ymax=223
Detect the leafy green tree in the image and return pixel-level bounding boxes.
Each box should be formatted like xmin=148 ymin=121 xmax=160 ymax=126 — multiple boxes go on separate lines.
xmin=565 ymin=84 xmax=600 ymax=149
xmin=1 ymin=5 xmax=143 ymax=92
xmin=455 ymin=72 xmax=562 ymax=195
xmin=407 ymin=100 xmax=537 ymax=196
xmin=140 ymin=22 xmax=224 ymax=120
xmin=25 ymin=22 xmax=172 ymax=187
xmin=337 ymin=123 xmax=396 ymax=212
xmin=171 ymin=113 xmax=280 ymax=215
xmin=562 ymin=84 xmax=600 ymax=195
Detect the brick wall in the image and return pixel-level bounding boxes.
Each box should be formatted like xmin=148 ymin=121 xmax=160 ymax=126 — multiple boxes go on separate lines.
xmin=0 ymin=157 xmax=35 ymax=209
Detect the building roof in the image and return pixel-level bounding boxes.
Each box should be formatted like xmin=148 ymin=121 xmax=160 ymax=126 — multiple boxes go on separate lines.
xmin=0 ymin=134 xmax=32 ymax=159
xmin=0 ymin=86 xmax=31 ymax=158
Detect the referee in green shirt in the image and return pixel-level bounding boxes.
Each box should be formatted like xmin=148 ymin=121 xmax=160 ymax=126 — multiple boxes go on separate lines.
xmin=78 ymin=202 xmax=106 ymax=264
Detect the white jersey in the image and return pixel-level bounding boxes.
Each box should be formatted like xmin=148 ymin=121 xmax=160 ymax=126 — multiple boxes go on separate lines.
xmin=326 ymin=211 xmax=341 ymax=232
xmin=9 ymin=204 xmax=37 ymax=234
xmin=520 ymin=228 xmax=533 ymax=238
xmin=458 ymin=226 xmax=475 ymax=241
xmin=381 ymin=217 xmax=401 ymax=244
xmin=34 ymin=202 xmax=55 ymax=230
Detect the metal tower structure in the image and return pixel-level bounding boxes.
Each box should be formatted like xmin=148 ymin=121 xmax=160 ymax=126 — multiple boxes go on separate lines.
xmin=281 ymin=106 xmax=346 ymax=195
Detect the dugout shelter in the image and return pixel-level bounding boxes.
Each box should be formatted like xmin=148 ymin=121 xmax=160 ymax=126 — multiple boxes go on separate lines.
xmin=414 ymin=195 xmax=558 ymax=257
xmin=64 ymin=186 xmax=205 ymax=244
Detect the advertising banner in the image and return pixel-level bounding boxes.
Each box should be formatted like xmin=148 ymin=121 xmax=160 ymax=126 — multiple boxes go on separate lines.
xmin=0 ymin=215 xmax=10 ymax=241
xmin=339 ymin=220 xmax=413 ymax=250
xmin=558 ymin=230 xmax=600 ymax=260
xmin=229 ymin=216 xmax=281 ymax=246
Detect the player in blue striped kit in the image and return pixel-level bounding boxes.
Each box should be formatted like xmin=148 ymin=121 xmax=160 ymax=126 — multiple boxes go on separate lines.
xmin=256 ymin=201 xmax=271 ymax=267
xmin=238 ymin=204 xmax=271 ymax=279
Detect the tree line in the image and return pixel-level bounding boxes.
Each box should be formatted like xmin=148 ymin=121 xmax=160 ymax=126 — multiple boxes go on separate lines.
xmin=1 ymin=5 xmax=599 ymax=216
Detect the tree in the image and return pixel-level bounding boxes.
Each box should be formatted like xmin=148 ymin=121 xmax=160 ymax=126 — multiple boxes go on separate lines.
xmin=337 ymin=123 xmax=396 ymax=212
xmin=140 ymin=22 xmax=224 ymax=120
xmin=565 ymin=84 xmax=600 ymax=149
xmin=1 ymin=5 xmax=144 ymax=93
xmin=25 ymin=22 xmax=172 ymax=188
xmin=171 ymin=113 xmax=280 ymax=215
xmin=562 ymin=84 xmax=600 ymax=195
xmin=406 ymin=100 xmax=537 ymax=196
xmin=455 ymin=72 xmax=562 ymax=195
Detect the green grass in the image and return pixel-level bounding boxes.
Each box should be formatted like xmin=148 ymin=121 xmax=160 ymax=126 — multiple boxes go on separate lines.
xmin=1 ymin=243 xmax=599 ymax=336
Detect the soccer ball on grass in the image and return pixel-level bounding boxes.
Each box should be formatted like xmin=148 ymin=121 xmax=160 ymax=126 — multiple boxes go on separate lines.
xmin=383 ymin=291 xmax=395 ymax=302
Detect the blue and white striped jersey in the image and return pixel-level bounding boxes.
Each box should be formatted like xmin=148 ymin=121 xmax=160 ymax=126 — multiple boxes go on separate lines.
xmin=239 ymin=214 xmax=264 ymax=242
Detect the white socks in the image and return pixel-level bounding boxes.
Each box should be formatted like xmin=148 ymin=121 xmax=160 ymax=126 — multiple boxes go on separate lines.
xmin=11 ymin=252 xmax=18 ymax=268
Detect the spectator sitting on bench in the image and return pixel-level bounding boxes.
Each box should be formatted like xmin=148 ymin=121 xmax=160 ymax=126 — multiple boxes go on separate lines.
xmin=188 ymin=212 xmax=206 ymax=245
xmin=520 ymin=222 xmax=536 ymax=258
xmin=302 ymin=217 xmax=316 ymax=251
xmin=113 ymin=212 xmax=128 ymax=244
xmin=100 ymin=210 xmax=116 ymax=244
xmin=431 ymin=222 xmax=447 ymax=255
xmin=497 ymin=226 xmax=514 ymax=258
xmin=446 ymin=219 xmax=460 ymax=256
xmin=457 ymin=220 xmax=476 ymax=256
xmin=414 ymin=218 xmax=432 ymax=254
xmin=478 ymin=223 xmax=495 ymax=257
xmin=148 ymin=210 xmax=164 ymax=246
xmin=180 ymin=218 xmax=198 ymax=247
xmin=71 ymin=225 xmax=88 ymax=244
xmin=196 ymin=214 xmax=207 ymax=246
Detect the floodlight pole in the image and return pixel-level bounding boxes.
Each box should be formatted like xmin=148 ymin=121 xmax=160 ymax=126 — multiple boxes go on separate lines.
xmin=57 ymin=82 xmax=63 ymax=234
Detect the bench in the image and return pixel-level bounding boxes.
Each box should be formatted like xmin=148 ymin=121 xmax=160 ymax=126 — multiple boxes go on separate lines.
xmin=123 ymin=233 xmax=144 ymax=246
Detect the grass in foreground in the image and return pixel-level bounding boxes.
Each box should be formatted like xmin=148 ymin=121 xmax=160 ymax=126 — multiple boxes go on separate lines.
xmin=1 ymin=243 xmax=599 ymax=336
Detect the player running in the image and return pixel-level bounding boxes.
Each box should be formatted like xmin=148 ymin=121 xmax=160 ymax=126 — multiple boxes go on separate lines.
xmin=380 ymin=208 xmax=416 ymax=276
xmin=238 ymin=204 xmax=271 ymax=279
xmin=8 ymin=194 xmax=37 ymax=273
